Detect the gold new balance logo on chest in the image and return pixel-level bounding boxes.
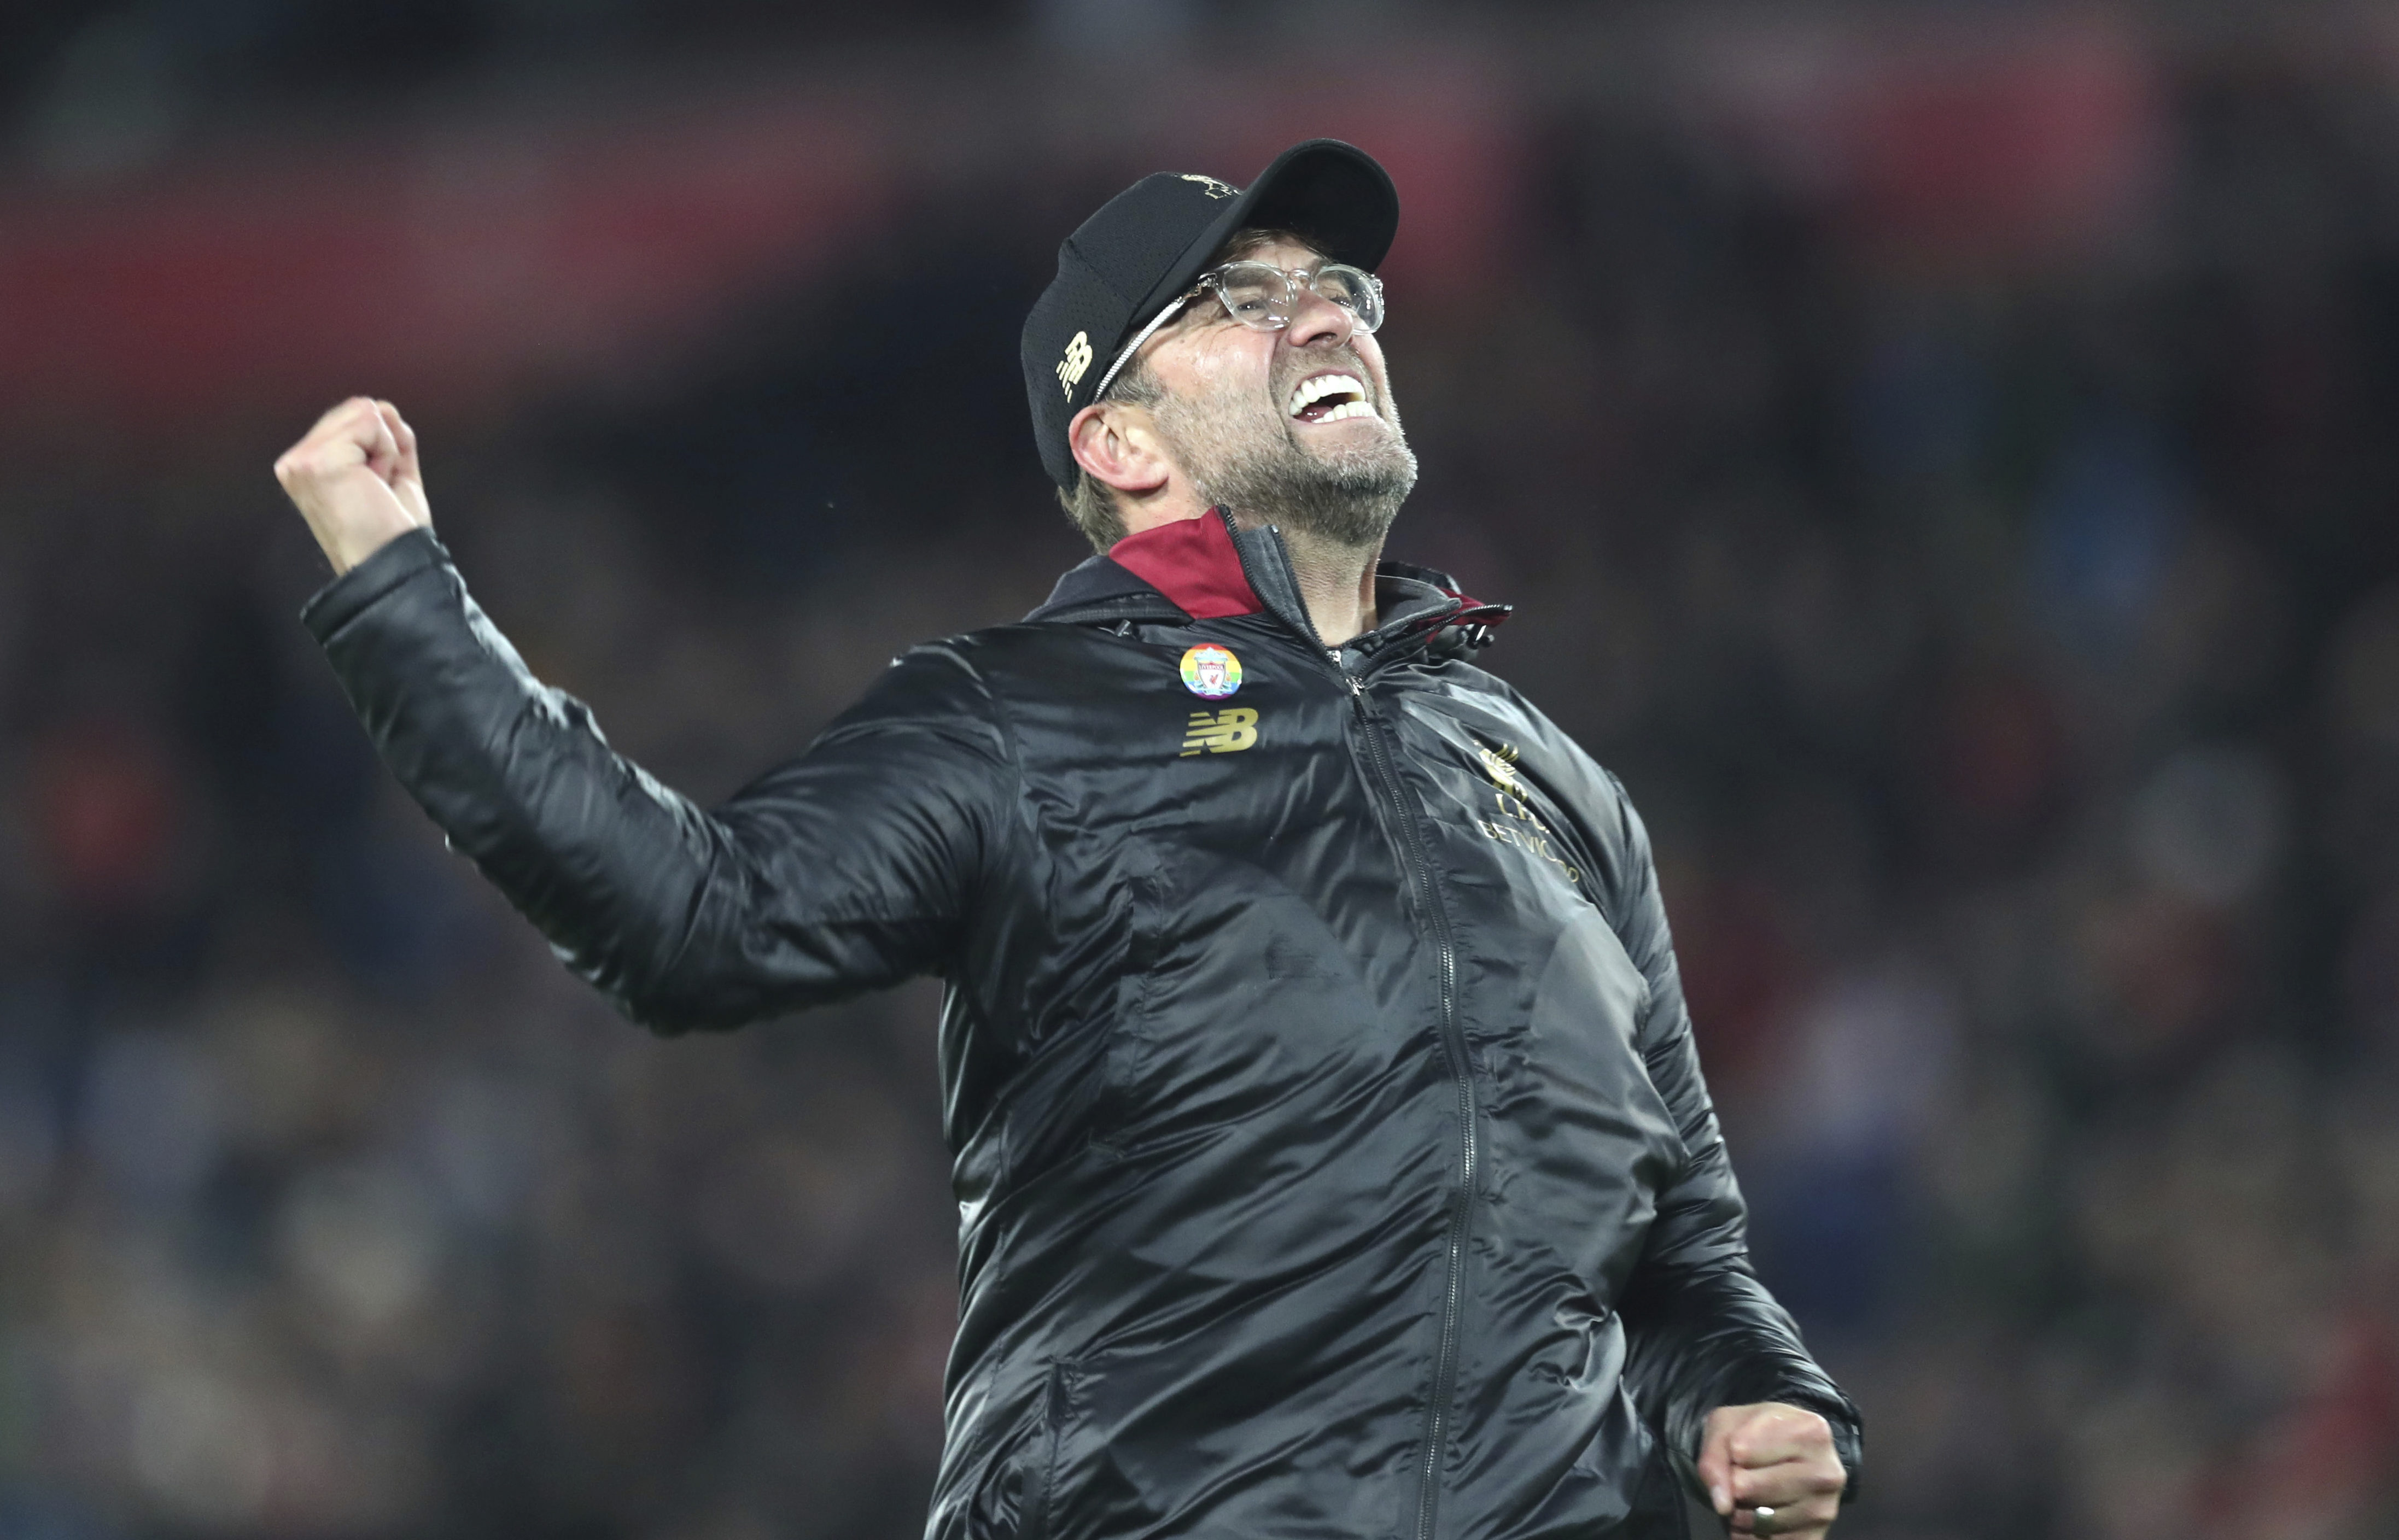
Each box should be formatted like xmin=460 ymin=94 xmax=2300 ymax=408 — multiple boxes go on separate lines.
xmin=1181 ymin=707 xmax=1258 ymax=756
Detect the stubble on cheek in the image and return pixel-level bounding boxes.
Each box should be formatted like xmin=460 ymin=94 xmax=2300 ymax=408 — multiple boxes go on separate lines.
xmin=1148 ymin=370 xmax=1283 ymax=497
xmin=1148 ymin=356 xmax=1419 ymax=548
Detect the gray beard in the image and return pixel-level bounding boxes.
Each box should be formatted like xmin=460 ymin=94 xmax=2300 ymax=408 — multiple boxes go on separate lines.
xmin=1149 ymin=371 xmax=1419 ymax=551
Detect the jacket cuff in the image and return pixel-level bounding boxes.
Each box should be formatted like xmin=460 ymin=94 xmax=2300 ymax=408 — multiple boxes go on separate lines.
xmin=1764 ymin=1387 xmax=1864 ymax=1506
xmin=299 ymin=528 xmax=450 ymax=641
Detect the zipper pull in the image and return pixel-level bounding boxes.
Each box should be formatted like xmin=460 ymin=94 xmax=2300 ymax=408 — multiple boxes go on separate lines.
xmin=1346 ymin=673 xmax=1364 ymax=698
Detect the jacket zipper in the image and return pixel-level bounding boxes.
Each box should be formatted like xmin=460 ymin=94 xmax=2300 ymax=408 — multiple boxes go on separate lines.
xmin=1225 ymin=523 xmax=1476 ymax=1540
xmin=1350 ymin=672 xmax=1477 ymax=1540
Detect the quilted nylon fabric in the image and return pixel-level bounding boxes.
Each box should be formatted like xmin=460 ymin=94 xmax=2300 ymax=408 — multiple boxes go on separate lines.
xmin=303 ymin=525 xmax=1861 ymax=1540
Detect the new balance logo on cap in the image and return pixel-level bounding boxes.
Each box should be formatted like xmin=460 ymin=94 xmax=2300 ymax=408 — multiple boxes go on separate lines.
xmin=1057 ymin=332 xmax=1093 ymax=401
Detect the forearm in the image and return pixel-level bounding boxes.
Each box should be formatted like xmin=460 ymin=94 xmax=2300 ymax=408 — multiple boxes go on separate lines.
xmin=1581 ymin=765 xmax=1862 ymax=1498
xmin=303 ymin=530 xmax=723 ymax=1019
xmin=302 ymin=529 xmax=1005 ymax=1031
xmin=1619 ymin=1256 xmax=1863 ymax=1496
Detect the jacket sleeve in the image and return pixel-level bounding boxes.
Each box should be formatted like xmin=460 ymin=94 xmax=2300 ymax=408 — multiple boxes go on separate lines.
xmin=1595 ymin=774 xmax=1865 ymax=1503
xmin=301 ymin=529 xmax=1014 ymax=1034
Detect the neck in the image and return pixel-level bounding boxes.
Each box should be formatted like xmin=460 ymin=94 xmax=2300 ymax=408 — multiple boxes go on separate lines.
xmin=1258 ymin=519 xmax=1381 ymax=648
xmin=1115 ymin=493 xmax=1385 ymax=647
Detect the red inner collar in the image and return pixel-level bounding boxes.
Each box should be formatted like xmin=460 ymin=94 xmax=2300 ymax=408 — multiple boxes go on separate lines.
xmin=1106 ymin=510 xmax=1262 ymax=620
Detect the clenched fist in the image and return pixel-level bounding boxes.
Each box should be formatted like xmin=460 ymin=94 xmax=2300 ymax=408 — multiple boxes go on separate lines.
xmin=273 ymin=397 xmax=431 ymax=576
xmin=1698 ymin=1401 xmax=1847 ymax=1537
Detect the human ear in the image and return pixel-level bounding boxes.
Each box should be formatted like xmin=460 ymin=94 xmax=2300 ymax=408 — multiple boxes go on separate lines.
xmin=1067 ymin=403 xmax=1171 ymax=497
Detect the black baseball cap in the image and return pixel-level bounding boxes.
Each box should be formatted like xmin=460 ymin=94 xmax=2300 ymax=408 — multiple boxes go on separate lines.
xmin=1022 ymin=138 xmax=1400 ymax=489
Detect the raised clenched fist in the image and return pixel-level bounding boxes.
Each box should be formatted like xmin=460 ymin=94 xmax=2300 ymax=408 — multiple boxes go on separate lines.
xmin=272 ymin=397 xmax=431 ymax=576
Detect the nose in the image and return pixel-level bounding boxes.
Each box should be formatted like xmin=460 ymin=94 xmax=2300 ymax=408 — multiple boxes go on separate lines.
xmin=1283 ymin=282 xmax=1356 ymax=350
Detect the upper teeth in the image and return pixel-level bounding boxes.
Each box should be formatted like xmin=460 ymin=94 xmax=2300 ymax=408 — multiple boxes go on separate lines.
xmin=1289 ymin=373 xmax=1369 ymax=419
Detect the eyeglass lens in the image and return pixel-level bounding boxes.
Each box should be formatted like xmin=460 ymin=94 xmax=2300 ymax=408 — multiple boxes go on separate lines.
xmin=1211 ymin=262 xmax=1383 ymax=333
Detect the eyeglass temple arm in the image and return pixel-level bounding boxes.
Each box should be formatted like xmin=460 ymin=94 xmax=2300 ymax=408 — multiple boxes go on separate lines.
xmin=1085 ymin=292 xmax=1194 ymax=407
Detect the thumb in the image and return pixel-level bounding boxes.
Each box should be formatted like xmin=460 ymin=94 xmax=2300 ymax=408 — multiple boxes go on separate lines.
xmin=359 ymin=406 xmax=401 ymax=484
xmin=373 ymin=400 xmax=430 ymax=526
xmin=316 ymin=395 xmax=387 ymax=464
xmin=1695 ymin=1415 xmax=1737 ymax=1516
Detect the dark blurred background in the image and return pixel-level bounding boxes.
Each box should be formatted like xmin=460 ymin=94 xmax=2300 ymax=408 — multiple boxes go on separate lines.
xmin=3 ymin=2 xmax=2398 ymax=1537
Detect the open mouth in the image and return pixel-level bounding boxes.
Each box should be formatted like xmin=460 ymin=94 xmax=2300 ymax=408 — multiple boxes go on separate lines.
xmin=1287 ymin=372 xmax=1375 ymax=425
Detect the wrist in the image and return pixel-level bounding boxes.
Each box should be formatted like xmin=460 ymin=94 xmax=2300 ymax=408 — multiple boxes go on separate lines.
xmin=300 ymin=525 xmax=446 ymax=641
xmin=328 ymin=510 xmax=421 ymax=575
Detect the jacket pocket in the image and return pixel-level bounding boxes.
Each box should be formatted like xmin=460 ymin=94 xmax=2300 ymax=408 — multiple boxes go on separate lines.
xmin=1089 ymin=848 xmax=1169 ymax=1158
xmin=1018 ymin=1359 xmax=1077 ymax=1540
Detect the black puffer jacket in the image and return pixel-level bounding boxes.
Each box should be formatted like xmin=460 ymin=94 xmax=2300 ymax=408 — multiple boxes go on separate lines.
xmin=304 ymin=509 xmax=1861 ymax=1540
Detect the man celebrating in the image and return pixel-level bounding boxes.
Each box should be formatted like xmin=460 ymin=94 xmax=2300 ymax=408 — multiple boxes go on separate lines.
xmin=275 ymin=140 xmax=1859 ymax=1540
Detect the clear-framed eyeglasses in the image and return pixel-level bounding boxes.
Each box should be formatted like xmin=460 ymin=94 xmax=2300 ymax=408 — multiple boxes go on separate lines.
xmin=1193 ymin=260 xmax=1385 ymax=335
xmin=1088 ymin=260 xmax=1387 ymax=403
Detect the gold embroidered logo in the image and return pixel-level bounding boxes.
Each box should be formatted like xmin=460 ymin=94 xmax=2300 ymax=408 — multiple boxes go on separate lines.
xmin=1178 ymin=174 xmax=1238 ymax=200
xmin=1181 ymin=707 xmax=1259 ymax=756
xmin=1470 ymin=740 xmax=1583 ymax=888
xmin=1057 ymin=330 xmax=1093 ymax=400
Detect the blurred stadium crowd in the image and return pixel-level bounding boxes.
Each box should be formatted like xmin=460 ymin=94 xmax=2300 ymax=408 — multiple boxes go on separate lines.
xmin=3 ymin=4 xmax=2399 ymax=1538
